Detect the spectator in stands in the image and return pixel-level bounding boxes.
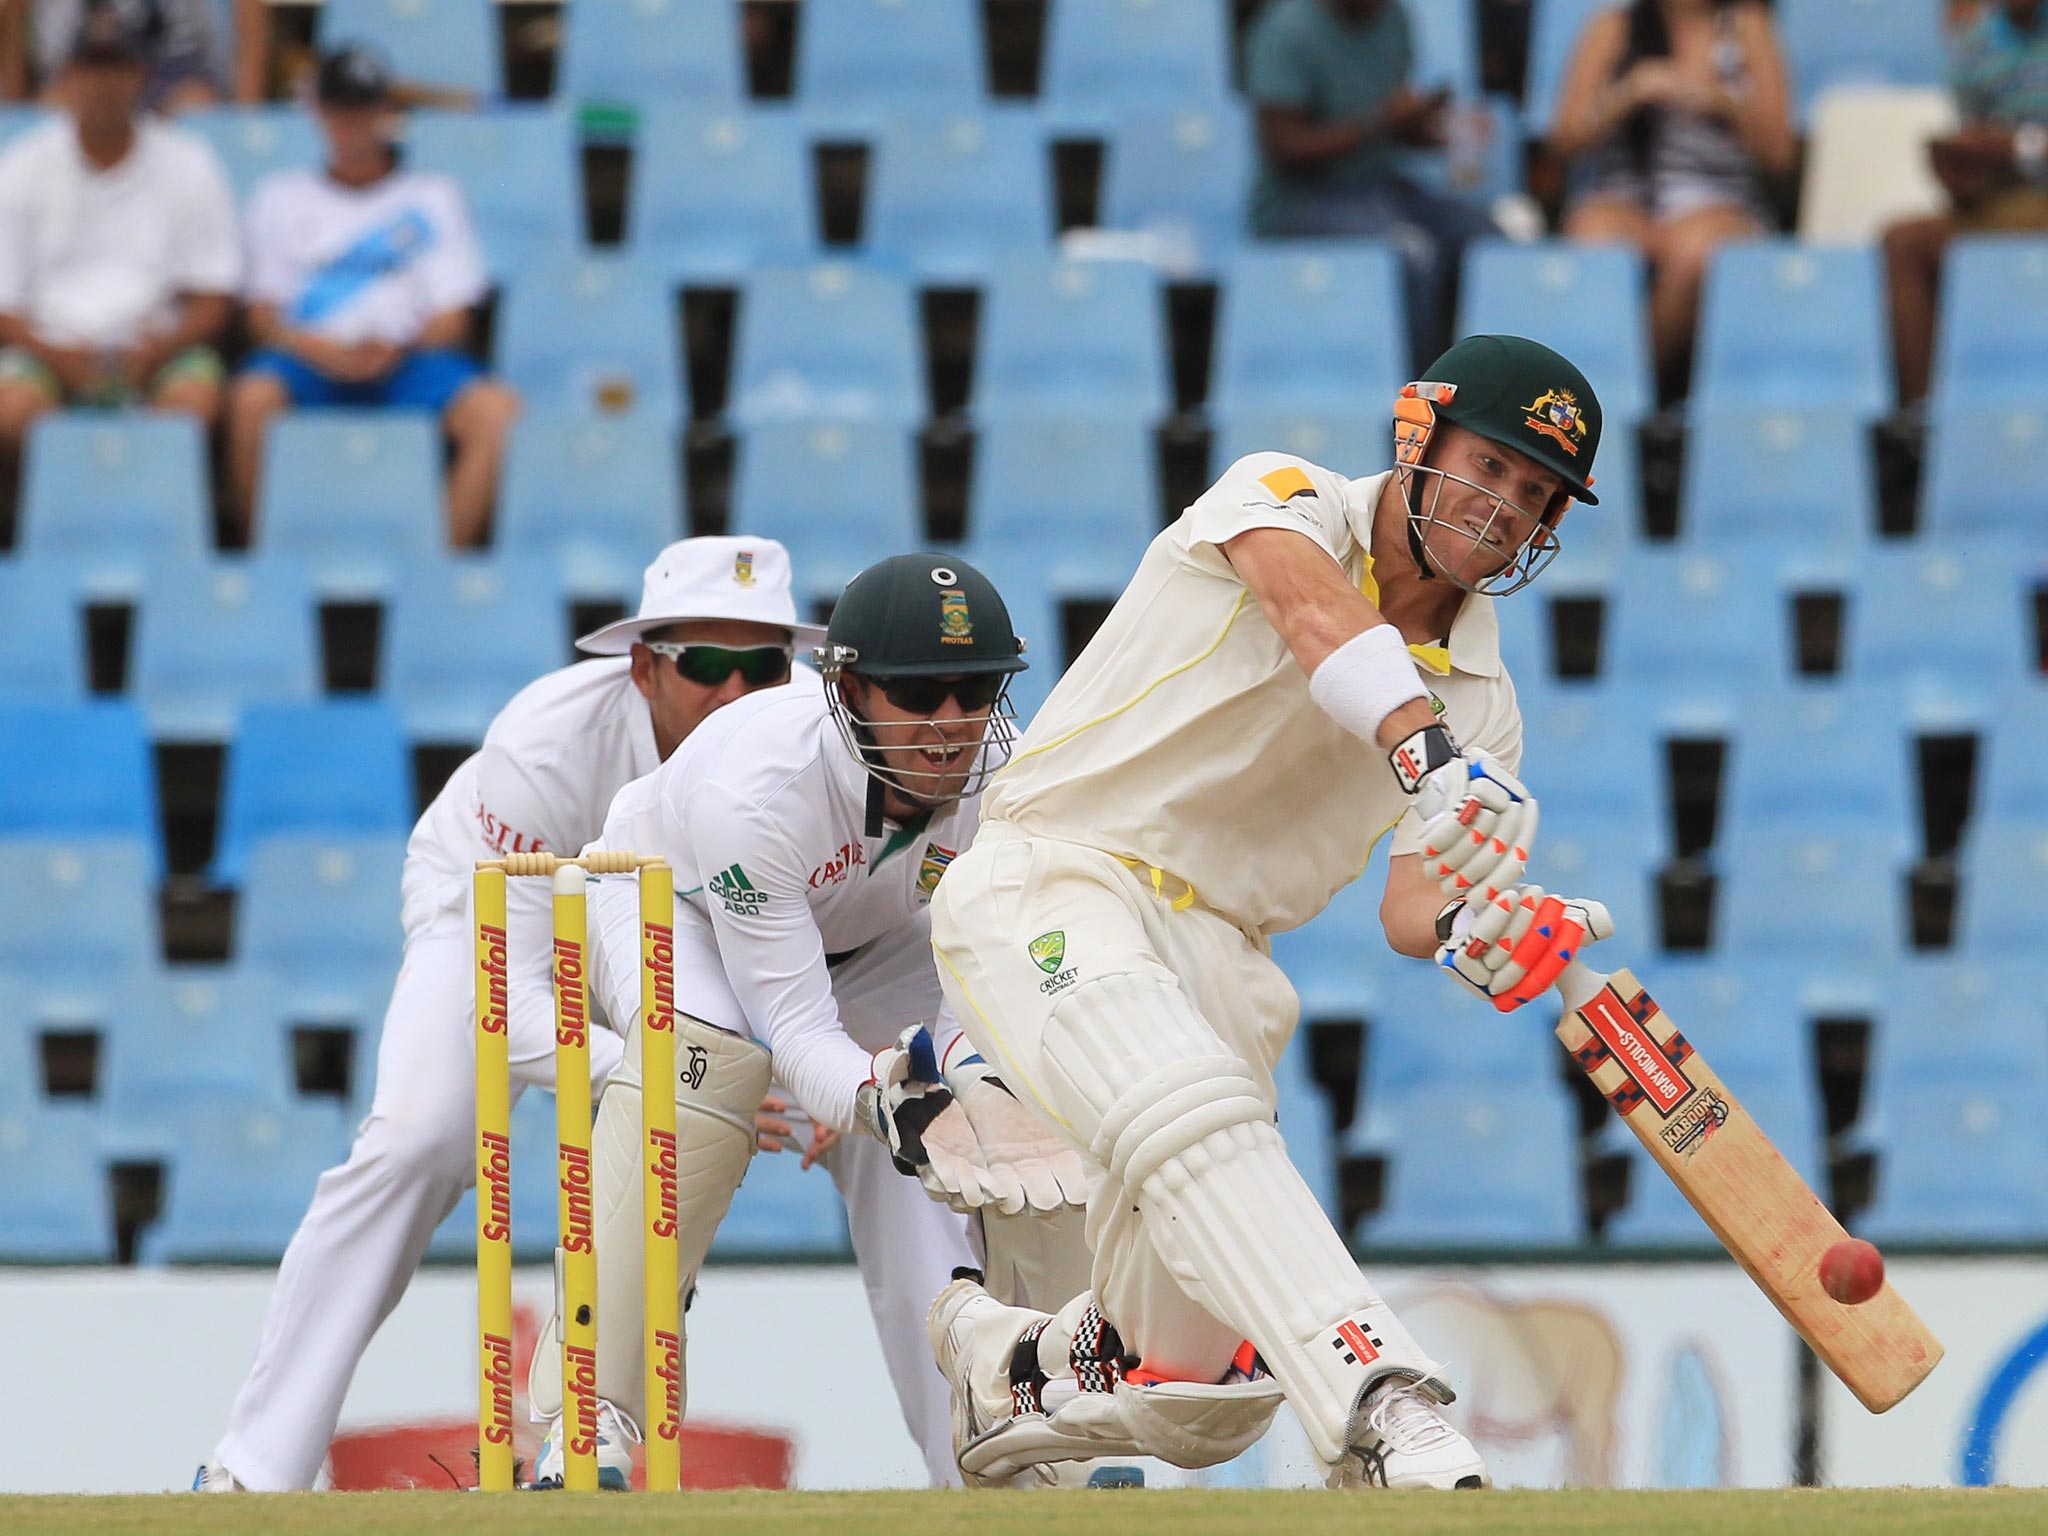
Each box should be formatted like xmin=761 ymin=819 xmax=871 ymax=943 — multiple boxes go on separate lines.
xmin=227 ymin=45 xmax=518 ymax=549
xmin=1884 ymin=0 xmax=2048 ymax=407
xmin=1550 ymin=0 xmax=1794 ymax=402
xmin=0 ymin=6 xmax=236 ymax=492
xmin=1245 ymin=0 xmax=1501 ymax=369
xmin=4 ymin=0 xmax=224 ymax=111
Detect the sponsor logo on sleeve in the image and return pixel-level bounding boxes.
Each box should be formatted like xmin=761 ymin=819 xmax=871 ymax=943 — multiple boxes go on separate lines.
xmin=708 ymin=863 xmax=769 ymax=916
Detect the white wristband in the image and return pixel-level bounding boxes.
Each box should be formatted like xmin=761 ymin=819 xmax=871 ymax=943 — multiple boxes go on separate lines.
xmin=1307 ymin=624 xmax=1428 ymax=746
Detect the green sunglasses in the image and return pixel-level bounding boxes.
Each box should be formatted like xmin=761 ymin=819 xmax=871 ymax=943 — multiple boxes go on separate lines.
xmin=644 ymin=641 xmax=792 ymax=688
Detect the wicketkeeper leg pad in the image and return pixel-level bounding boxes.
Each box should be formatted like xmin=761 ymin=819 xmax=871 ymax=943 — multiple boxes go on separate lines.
xmin=529 ymin=1011 xmax=770 ymax=1425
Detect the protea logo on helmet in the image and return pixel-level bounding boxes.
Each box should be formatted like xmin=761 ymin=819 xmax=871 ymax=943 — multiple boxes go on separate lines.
xmin=733 ymin=550 xmax=756 ymax=588
xmin=939 ymin=588 xmax=974 ymax=645
xmin=1522 ymin=389 xmax=1588 ymax=456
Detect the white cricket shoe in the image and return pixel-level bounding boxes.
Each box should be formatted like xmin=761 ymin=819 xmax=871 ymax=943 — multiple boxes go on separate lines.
xmin=190 ymin=1462 xmax=246 ymax=1492
xmin=532 ymin=1400 xmax=638 ymax=1491
xmin=1329 ymin=1375 xmax=1489 ymax=1490
xmin=929 ymin=1275 xmax=1045 ymax=1488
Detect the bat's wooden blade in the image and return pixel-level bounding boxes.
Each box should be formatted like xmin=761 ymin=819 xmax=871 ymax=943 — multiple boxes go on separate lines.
xmin=1557 ymin=967 xmax=1943 ymax=1412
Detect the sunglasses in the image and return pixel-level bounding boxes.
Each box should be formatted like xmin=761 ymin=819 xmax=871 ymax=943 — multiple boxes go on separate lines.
xmin=645 ymin=642 xmax=791 ymax=688
xmin=872 ymin=673 xmax=1007 ymax=715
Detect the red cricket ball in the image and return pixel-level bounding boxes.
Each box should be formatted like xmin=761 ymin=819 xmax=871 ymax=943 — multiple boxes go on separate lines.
xmin=1819 ymin=1238 xmax=1885 ymax=1306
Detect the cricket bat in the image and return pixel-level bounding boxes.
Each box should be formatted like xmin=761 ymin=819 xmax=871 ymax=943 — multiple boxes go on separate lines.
xmin=1555 ymin=960 xmax=1943 ymax=1413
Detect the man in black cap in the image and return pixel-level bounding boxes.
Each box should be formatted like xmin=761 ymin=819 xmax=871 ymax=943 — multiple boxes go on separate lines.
xmin=0 ymin=2 xmax=236 ymax=492
xmin=226 ymin=42 xmax=519 ymax=547
xmin=923 ymin=336 xmax=1618 ymax=1491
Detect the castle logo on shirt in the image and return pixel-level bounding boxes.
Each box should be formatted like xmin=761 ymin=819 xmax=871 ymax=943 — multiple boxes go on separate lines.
xmin=708 ymin=863 xmax=769 ymax=917
xmin=915 ymin=843 xmax=956 ymax=896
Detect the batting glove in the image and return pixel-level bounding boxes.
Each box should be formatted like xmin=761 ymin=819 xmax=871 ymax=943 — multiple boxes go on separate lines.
xmin=1435 ymin=883 xmax=1613 ymax=1012
xmin=859 ymin=1027 xmax=1021 ymax=1213
xmin=1390 ymin=723 xmax=1539 ymax=901
xmin=945 ymin=1054 xmax=1090 ymax=1215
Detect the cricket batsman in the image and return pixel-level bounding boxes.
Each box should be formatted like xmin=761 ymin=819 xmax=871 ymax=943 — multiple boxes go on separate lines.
xmin=523 ymin=553 xmax=1086 ymax=1487
xmin=923 ymin=336 xmax=1615 ymax=1489
xmin=198 ymin=538 xmax=821 ymax=1492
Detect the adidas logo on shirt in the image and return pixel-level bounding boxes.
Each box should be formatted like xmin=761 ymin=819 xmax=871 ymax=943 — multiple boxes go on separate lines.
xmin=708 ymin=863 xmax=769 ymax=917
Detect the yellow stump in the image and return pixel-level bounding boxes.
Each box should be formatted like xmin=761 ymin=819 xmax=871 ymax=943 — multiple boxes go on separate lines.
xmin=473 ymin=867 xmax=516 ymax=1492
xmin=639 ymin=864 xmax=682 ymax=1491
xmin=552 ymin=865 xmax=600 ymax=1492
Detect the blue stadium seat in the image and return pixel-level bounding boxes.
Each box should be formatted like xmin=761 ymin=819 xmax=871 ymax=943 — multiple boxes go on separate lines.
xmin=1858 ymin=1078 xmax=2048 ymax=1242
xmin=1275 ymin=1035 xmax=1339 ymax=1220
xmin=1523 ymin=0 xmax=1609 ymax=132
xmin=1604 ymin=552 xmax=1798 ymax=715
xmin=1211 ymin=243 xmax=1405 ymax=416
xmin=0 ymin=1109 xmax=113 ymax=1262
xmin=383 ymin=556 xmax=569 ymax=741
xmin=102 ymin=968 xmax=293 ymax=1128
xmin=1358 ymin=962 xmax=1561 ymax=1103
xmin=1975 ymin=703 xmax=2048 ymax=824
xmin=1957 ymin=818 xmax=2048 ymax=956
xmin=730 ymin=264 xmax=923 ymax=425
xmin=627 ymin=108 xmax=815 ymax=279
xmin=1211 ymin=409 xmax=1388 ymax=482
xmin=1361 ymin=1080 xmax=1581 ymax=1247
xmin=1779 ymin=0 xmax=1946 ymax=117
xmin=1099 ymin=102 xmax=1253 ymax=271
xmin=182 ymin=107 xmax=321 ymax=197
xmin=1043 ymin=0 xmax=1229 ymax=110
xmin=976 ymin=257 xmax=1167 ymax=418
xmin=498 ymin=257 xmax=684 ymax=417
xmin=1847 ymin=542 xmax=2038 ymax=719
xmin=239 ymin=836 xmax=406 ymax=988
xmin=1693 ymin=241 xmax=1890 ymax=416
xmin=1717 ymin=828 xmax=1905 ymax=958
xmin=1551 ymin=416 xmax=1640 ymax=579
xmin=143 ymin=1100 xmax=353 ymax=1263
xmin=257 ymin=412 xmax=443 ymax=596
xmin=1520 ymin=825 xmax=1659 ymax=962
xmin=1408 ymin=0 xmax=1481 ymax=100
xmin=714 ymin=1145 xmax=852 ymax=1257
xmin=1724 ymin=684 xmax=1912 ymax=844
xmin=1395 ymin=95 xmax=1527 ymax=208
xmin=1932 ymin=238 xmax=2048 ymax=407
xmin=793 ymin=0 xmax=984 ymax=113
xmin=213 ymin=701 xmax=412 ymax=886
xmin=1922 ymin=402 xmax=2048 ymax=536
xmin=1460 ymin=241 xmax=1654 ymax=424
xmin=318 ymin=0 xmax=501 ymax=97
xmin=0 ymin=837 xmax=158 ymax=978
xmin=866 ymin=110 xmax=1053 ymax=280
xmin=558 ymin=0 xmax=744 ymax=110
xmin=0 ymin=701 xmax=157 ymax=846
xmin=1680 ymin=407 xmax=1875 ymax=553
xmin=18 ymin=413 xmax=209 ymax=593
xmin=130 ymin=557 xmax=321 ymax=741
xmin=1877 ymin=959 xmax=2046 ymax=1079
xmin=1268 ymin=863 xmax=1387 ymax=1020
xmin=404 ymin=108 xmax=580 ymax=279
xmin=496 ymin=413 xmax=684 ymax=596
xmin=944 ymin=553 xmax=1102 ymax=722
xmin=965 ymin=410 xmax=1156 ymax=576
xmin=728 ymin=420 xmax=921 ymax=598
xmin=0 ymin=559 xmax=85 ymax=701
xmin=1518 ymin=687 xmax=1666 ymax=846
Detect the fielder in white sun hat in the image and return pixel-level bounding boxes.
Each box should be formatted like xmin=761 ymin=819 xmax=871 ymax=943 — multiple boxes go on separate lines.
xmin=575 ymin=536 xmax=829 ymax=655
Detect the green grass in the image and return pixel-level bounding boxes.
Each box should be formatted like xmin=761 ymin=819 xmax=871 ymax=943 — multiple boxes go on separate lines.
xmin=2 ymin=1489 xmax=2044 ymax=1536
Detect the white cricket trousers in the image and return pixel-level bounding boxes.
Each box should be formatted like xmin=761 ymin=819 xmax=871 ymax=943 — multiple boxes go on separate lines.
xmin=930 ymin=821 xmax=1440 ymax=1464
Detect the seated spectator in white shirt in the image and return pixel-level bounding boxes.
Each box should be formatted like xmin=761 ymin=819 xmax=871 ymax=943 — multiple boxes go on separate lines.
xmin=227 ymin=45 xmax=519 ymax=549
xmin=8 ymin=0 xmax=225 ymax=113
xmin=0 ymin=6 xmax=237 ymax=487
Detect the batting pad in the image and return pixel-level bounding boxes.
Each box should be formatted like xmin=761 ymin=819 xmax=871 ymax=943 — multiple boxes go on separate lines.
xmin=529 ymin=1012 xmax=770 ymax=1426
xmin=1041 ymin=970 xmax=1446 ymax=1464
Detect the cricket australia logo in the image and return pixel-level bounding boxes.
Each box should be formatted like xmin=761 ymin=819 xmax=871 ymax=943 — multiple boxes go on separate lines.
xmin=1028 ymin=931 xmax=1065 ymax=973
xmin=681 ymin=1044 xmax=708 ymax=1092
xmin=708 ymin=863 xmax=768 ymax=917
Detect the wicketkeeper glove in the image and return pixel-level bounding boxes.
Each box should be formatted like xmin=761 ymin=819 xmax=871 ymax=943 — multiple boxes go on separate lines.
xmin=1434 ymin=883 xmax=1613 ymax=1012
xmin=1389 ymin=723 xmax=1538 ymax=902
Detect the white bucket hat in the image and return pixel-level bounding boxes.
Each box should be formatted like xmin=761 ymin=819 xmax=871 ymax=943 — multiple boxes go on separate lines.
xmin=574 ymin=536 xmax=828 ymax=656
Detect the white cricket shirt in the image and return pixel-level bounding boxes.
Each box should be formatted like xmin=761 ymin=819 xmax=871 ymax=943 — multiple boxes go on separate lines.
xmin=982 ymin=454 xmax=1525 ymax=937
xmin=0 ymin=116 xmax=238 ymax=347
xmin=243 ymin=165 xmax=487 ymax=344
xmin=585 ymin=682 xmax=979 ymax=1133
